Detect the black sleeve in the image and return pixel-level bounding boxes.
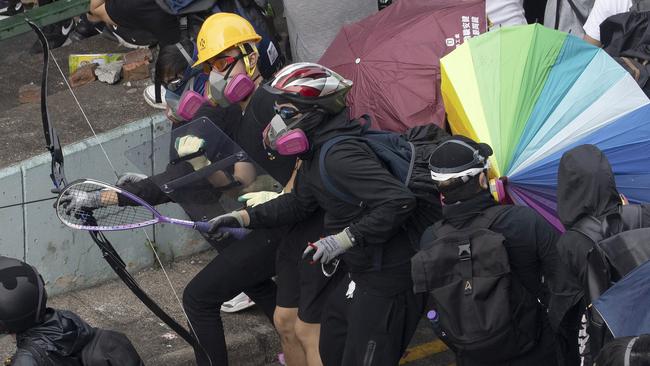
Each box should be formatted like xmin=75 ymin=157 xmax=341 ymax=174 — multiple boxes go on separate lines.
xmin=247 ymin=171 xmax=320 ymax=227
xmin=418 ymin=225 xmax=438 ymax=251
xmin=493 ymin=207 xmax=560 ymax=299
xmin=117 ymin=162 xmax=196 ymax=207
xmin=118 ymin=177 xmax=171 ymax=207
xmin=325 ymin=142 xmax=416 ymax=245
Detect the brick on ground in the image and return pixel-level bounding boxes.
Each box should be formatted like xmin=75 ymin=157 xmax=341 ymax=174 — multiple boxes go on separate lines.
xmin=69 ymin=63 xmax=98 ymax=88
xmin=123 ymin=49 xmax=153 ymax=65
xmin=122 ymin=60 xmax=150 ymax=81
xmin=18 ymin=83 xmax=40 ymax=104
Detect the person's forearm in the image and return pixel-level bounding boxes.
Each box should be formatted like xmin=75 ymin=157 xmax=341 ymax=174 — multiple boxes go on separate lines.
xmin=88 ymin=0 xmax=116 ymax=25
xmin=583 ymin=34 xmax=602 ymax=47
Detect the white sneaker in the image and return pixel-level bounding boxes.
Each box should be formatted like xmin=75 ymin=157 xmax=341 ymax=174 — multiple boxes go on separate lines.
xmin=220 ymin=292 xmax=256 ymax=313
xmin=143 ymin=84 xmax=167 ymax=109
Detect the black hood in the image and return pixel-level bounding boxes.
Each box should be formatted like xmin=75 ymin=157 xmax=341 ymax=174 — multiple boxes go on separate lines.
xmin=17 ymin=308 xmax=94 ymax=357
xmin=298 ymin=108 xmax=364 ymax=159
xmin=557 ymin=144 xmax=621 ymax=228
xmin=309 ymin=109 xmax=363 ymax=145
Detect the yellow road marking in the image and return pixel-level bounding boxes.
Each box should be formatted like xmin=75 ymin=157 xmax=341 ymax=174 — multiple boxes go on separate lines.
xmin=399 ymin=339 xmax=449 ymax=364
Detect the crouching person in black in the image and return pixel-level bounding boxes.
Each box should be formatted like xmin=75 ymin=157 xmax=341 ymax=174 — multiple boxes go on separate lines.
xmin=0 ymin=256 xmax=144 ymax=366
xmin=208 ymin=62 xmax=426 ymax=366
xmin=412 ymin=135 xmax=560 ymax=366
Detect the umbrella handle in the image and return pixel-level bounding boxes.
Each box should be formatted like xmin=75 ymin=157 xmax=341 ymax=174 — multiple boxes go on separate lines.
xmin=490 ymin=177 xmax=507 ymax=203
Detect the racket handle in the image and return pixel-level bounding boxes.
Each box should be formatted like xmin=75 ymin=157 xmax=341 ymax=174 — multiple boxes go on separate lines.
xmin=222 ymin=227 xmax=252 ymax=240
xmin=193 ymin=222 xmax=251 ymax=240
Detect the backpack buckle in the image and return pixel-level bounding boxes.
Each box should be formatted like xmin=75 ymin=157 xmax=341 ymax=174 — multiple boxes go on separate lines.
xmin=458 ymin=242 xmax=473 ymax=295
xmin=458 ymin=243 xmax=471 ymax=260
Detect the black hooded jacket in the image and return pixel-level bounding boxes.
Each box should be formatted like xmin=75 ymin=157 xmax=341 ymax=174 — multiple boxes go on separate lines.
xmin=12 ymin=308 xmax=93 ymax=366
xmin=247 ymin=109 xmax=417 ymax=294
xmin=550 ymin=145 xmax=650 ymax=331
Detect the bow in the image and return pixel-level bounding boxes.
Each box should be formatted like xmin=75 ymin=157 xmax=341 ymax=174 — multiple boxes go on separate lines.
xmin=26 ymin=21 xmax=209 ymax=363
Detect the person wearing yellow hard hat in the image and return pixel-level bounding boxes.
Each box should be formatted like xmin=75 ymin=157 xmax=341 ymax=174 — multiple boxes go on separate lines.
xmin=181 ymin=12 xmax=333 ymax=366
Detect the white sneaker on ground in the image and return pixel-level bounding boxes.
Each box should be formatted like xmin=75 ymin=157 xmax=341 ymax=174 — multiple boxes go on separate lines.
xmin=220 ymin=292 xmax=256 ymax=313
xmin=143 ymin=84 xmax=167 ymax=109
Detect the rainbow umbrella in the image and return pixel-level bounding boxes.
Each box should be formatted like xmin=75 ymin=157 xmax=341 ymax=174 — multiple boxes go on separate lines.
xmin=441 ymin=24 xmax=650 ymax=230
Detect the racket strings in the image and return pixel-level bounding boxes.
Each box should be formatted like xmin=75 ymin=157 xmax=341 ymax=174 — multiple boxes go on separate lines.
xmin=57 ymin=182 xmax=154 ymax=229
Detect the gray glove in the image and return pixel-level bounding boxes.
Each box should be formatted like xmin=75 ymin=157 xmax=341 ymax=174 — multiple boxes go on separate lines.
xmin=207 ymin=211 xmax=246 ymax=241
xmin=59 ymin=189 xmax=103 ymax=215
xmin=116 ymin=172 xmax=148 ymax=187
xmin=302 ymin=228 xmax=356 ymax=264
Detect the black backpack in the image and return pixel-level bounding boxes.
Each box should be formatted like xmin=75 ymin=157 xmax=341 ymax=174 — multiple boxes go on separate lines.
xmin=600 ymin=8 xmax=650 ymax=96
xmin=318 ymin=116 xmax=447 ymax=249
xmin=13 ymin=329 xmax=144 ymax=366
xmin=411 ymin=206 xmax=541 ymax=362
xmin=571 ymin=205 xmax=650 ymax=360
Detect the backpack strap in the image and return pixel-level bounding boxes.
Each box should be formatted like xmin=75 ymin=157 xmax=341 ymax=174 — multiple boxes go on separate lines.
xmin=318 ymin=135 xmax=365 ymax=207
xmin=566 ymin=0 xmax=588 ymax=24
xmin=572 ymin=216 xmax=604 ymax=244
xmin=619 ymin=205 xmax=643 ymax=230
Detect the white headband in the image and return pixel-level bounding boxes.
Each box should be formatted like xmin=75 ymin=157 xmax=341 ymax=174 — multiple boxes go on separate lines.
xmin=430 ymin=161 xmax=489 ymax=182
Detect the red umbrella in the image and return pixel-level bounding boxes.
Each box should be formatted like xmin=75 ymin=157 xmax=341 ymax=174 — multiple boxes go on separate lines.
xmin=319 ymin=0 xmax=486 ymax=132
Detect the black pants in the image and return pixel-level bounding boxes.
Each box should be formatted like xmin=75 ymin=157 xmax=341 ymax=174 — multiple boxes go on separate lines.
xmin=183 ymin=228 xmax=282 ymax=366
xmin=320 ymin=274 xmax=426 ymax=366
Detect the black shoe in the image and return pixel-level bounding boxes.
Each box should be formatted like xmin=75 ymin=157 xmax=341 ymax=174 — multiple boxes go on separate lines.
xmin=70 ymin=13 xmax=103 ymax=41
xmin=101 ymin=24 xmax=157 ymax=49
xmin=29 ymin=18 xmax=74 ymax=54
xmin=0 ymin=0 xmax=23 ymax=15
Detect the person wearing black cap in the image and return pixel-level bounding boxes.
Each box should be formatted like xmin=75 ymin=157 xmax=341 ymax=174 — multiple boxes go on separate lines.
xmin=420 ymin=135 xmax=560 ymax=366
xmin=0 ymin=256 xmax=143 ymax=365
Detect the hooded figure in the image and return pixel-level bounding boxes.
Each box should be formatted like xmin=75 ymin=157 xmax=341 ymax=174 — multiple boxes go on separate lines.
xmin=551 ymin=144 xmax=650 ymax=366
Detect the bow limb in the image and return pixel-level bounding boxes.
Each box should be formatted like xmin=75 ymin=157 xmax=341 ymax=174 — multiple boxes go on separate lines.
xmin=25 ymin=20 xmax=209 ymax=361
xmin=28 ymin=20 xmax=66 ymax=192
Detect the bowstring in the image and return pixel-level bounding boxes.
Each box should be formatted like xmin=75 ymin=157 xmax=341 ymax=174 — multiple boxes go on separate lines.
xmin=47 ymin=50 xmax=204 ymax=351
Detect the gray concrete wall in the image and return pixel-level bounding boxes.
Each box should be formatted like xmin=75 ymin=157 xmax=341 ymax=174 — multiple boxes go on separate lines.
xmin=0 ymin=113 xmax=211 ymax=295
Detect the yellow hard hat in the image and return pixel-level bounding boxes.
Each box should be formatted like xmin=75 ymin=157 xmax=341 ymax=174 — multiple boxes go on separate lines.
xmin=193 ymin=13 xmax=262 ymax=68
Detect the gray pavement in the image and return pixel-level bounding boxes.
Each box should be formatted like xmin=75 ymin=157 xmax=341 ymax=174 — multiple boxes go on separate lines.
xmin=0 ymin=32 xmax=155 ymax=168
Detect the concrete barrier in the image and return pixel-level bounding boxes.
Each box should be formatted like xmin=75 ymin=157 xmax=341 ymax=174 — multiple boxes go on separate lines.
xmin=0 ymin=113 xmax=211 ymax=295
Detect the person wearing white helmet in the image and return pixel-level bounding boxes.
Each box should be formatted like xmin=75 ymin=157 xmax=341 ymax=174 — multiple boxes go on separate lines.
xmin=209 ymin=62 xmax=426 ymax=366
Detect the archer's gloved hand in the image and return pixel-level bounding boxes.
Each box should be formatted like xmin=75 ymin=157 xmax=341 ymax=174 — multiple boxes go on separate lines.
xmin=303 ymin=228 xmax=356 ymax=264
xmin=237 ymin=191 xmax=283 ymax=207
xmin=208 ymin=211 xmax=246 ymax=241
xmin=116 ymin=172 xmax=148 ymax=187
xmin=59 ymin=189 xmax=104 ymax=215
xmin=175 ymin=135 xmax=211 ymax=171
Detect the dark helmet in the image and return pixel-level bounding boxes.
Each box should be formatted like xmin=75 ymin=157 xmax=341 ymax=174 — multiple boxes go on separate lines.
xmin=263 ymin=62 xmax=352 ymax=114
xmin=0 ymin=256 xmax=47 ymax=333
xmin=428 ymin=135 xmax=493 ymax=183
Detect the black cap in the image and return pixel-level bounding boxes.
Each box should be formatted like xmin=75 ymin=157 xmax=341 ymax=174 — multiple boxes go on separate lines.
xmin=428 ymin=135 xmax=493 ymax=175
